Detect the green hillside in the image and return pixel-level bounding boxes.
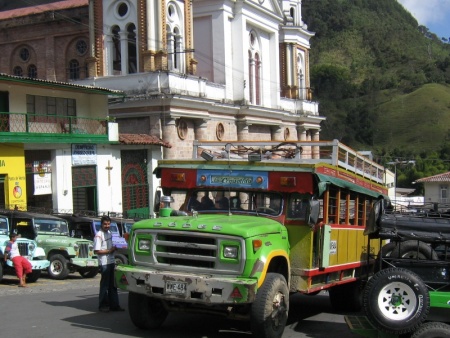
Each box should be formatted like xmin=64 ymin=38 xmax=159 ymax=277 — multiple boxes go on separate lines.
xmin=302 ymin=0 xmax=450 ymax=156
xmin=374 ymin=84 xmax=450 ymax=153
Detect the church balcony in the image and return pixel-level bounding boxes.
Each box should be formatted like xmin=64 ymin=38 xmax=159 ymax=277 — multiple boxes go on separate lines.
xmin=279 ymin=97 xmax=319 ymax=116
xmin=0 ymin=112 xmax=117 ymax=144
xmin=73 ymin=72 xmax=319 ymax=117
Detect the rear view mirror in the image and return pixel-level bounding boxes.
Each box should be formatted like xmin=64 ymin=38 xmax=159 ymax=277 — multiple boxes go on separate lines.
xmin=308 ymin=200 xmax=320 ymax=227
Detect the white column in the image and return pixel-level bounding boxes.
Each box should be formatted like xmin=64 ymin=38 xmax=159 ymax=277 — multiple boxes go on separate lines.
xmin=104 ymin=34 xmax=114 ymax=76
xmin=120 ymin=31 xmax=129 ymax=75
xmin=286 ymin=43 xmax=292 ymax=86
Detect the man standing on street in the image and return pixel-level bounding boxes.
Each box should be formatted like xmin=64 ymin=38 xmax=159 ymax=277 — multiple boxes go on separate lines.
xmin=94 ymin=215 xmax=125 ymax=312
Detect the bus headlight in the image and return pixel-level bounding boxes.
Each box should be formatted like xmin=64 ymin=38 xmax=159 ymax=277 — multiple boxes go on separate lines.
xmin=139 ymin=239 xmax=151 ymax=250
xmin=223 ymin=246 xmax=238 ymax=259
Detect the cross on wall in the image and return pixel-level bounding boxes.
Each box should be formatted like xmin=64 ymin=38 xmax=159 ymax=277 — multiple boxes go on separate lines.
xmin=105 ymin=160 xmax=113 ymax=186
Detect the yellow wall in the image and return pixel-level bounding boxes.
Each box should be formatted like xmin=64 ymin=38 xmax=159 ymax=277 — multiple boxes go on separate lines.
xmin=0 ymin=144 xmax=27 ymax=210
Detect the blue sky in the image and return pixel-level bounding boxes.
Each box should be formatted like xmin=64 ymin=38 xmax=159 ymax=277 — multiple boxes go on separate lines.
xmin=398 ymin=0 xmax=450 ymax=40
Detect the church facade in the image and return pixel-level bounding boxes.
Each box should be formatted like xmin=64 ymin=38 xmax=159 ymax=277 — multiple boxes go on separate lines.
xmin=0 ymin=0 xmax=324 ymax=216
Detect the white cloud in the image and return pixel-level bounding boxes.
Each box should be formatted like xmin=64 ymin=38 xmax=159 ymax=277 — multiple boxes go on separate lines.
xmin=398 ymin=0 xmax=449 ymax=26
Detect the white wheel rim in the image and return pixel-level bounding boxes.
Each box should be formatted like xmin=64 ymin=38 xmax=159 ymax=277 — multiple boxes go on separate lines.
xmin=51 ymin=261 xmax=62 ymax=274
xmin=377 ymin=281 xmax=417 ymax=321
xmin=271 ymin=291 xmax=286 ymax=328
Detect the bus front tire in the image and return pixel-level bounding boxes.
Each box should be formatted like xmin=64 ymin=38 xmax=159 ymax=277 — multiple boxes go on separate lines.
xmin=128 ymin=292 xmax=168 ymax=329
xmin=363 ymin=267 xmax=430 ymax=335
xmin=250 ymin=273 xmax=289 ymax=338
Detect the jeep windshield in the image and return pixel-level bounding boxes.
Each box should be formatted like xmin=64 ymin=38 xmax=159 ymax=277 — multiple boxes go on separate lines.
xmin=35 ymin=219 xmax=69 ymax=235
xmin=0 ymin=216 xmax=8 ymax=235
xmin=186 ymin=190 xmax=283 ymax=216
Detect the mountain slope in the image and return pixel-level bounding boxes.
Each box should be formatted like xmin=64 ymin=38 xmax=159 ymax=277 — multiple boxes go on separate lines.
xmin=302 ymin=0 xmax=450 ymax=155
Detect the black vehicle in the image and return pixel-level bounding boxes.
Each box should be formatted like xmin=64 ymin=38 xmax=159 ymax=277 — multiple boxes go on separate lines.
xmin=57 ymin=214 xmax=128 ymax=265
xmin=348 ymin=201 xmax=450 ymax=337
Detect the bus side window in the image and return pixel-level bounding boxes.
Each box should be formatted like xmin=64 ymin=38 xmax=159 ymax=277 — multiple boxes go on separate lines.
xmin=288 ymin=195 xmax=309 ymax=220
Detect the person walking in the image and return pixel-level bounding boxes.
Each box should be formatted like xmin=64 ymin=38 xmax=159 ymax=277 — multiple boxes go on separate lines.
xmin=94 ymin=215 xmax=125 ymax=312
xmin=4 ymin=233 xmax=32 ymax=287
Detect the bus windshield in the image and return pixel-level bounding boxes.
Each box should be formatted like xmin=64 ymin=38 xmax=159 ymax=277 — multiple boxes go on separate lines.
xmin=186 ymin=190 xmax=283 ymax=216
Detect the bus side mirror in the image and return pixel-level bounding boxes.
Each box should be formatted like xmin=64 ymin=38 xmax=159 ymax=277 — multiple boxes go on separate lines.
xmin=308 ymin=200 xmax=320 ymax=227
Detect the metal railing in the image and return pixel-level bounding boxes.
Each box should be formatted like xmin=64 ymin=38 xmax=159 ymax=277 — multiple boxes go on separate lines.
xmin=192 ymin=140 xmax=386 ymax=185
xmin=0 ymin=112 xmax=108 ymax=136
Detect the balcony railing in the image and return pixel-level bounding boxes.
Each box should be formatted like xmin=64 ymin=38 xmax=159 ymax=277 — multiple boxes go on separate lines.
xmin=0 ymin=112 xmax=114 ymax=143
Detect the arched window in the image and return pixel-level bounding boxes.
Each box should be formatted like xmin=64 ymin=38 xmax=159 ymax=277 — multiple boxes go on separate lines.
xmin=173 ymin=27 xmax=180 ymax=69
xmin=28 ymin=64 xmax=37 ymax=78
xmin=104 ymin=1 xmax=138 ymax=76
xmin=255 ymin=53 xmax=261 ymax=105
xmin=166 ymin=2 xmax=184 ymax=72
xmin=248 ymin=30 xmax=262 ymax=105
xmin=69 ymin=59 xmax=80 ymax=80
xmin=127 ymin=23 xmax=137 ymax=73
xmin=297 ymin=52 xmax=305 ymax=99
xmin=13 ymin=66 xmax=23 ymax=77
xmin=248 ymin=51 xmax=253 ymax=103
xmin=112 ymin=25 xmax=121 ymax=73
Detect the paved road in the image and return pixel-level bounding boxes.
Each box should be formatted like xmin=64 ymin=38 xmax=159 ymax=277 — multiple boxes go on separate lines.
xmin=0 ymin=273 xmax=359 ymax=338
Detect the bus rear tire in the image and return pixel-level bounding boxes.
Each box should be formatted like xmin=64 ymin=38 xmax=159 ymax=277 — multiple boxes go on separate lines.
xmin=250 ymin=273 xmax=289 ymax=338
xmin=363 ymin=267 xmax=430 ymax=335
xmin=128 ymin=292 xmax=168 ymax=329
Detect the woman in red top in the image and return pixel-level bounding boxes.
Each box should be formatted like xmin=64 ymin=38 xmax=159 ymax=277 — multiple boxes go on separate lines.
xmin=4 ymin=233 xmax=32 ymax=287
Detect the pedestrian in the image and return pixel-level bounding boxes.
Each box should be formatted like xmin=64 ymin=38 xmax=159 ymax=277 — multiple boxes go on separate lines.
xmin=4 ymin=233 xmax=32 ymax=287
xmin=93 ymin=215 xmax=125 ymax=312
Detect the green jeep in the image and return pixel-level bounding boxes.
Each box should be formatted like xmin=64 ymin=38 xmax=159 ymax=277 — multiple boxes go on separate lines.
xmin=0 ymin=215 xmax=49 ymax=282
xmin=2 ymin=211 xmax=98 ymax=280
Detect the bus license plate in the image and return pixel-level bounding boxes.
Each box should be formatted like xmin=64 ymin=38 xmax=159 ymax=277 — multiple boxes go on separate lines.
xmin=165 ymin=281 xmax=187 ymax=294
xmin=87 ymin=261 xmax=95 ymax=267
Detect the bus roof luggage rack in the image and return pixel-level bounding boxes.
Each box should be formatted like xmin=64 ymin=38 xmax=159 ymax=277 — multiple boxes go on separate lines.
xmin=193 ymin=140 xmax=385 ymax=184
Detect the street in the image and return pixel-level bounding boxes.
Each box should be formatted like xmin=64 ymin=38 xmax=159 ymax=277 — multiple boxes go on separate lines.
xmin=0 ymin=273 xmax=358 ymax=338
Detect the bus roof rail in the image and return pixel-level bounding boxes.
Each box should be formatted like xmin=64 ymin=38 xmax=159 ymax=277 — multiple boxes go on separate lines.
xmin=192 ymin=140 xmax=385 ymax=184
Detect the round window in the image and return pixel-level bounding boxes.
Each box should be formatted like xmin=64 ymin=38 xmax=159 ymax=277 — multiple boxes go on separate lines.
xmin=76 ymin=40 xmax=88 ymax=56
xmin=19 ymin=47 xmax=30 ymax=62
xmin=177 ymin=119 xmax=188 ymax=140
xmin=216 ymin=123 xmax=225 ymax=141
xmin=168 ymin=3 xmax=176 ymax=20
xmin=284 ymin=128 xmax=290 ymax=141
xmin=117 ymin=2 xmax=128 ymax=17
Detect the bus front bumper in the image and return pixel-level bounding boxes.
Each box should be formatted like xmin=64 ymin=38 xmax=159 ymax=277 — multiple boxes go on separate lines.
xmin=115 ymin=264 xmax=257 ymax=304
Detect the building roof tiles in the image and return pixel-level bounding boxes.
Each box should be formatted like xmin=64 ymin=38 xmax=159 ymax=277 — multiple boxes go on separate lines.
xmin=119 ymin=134 xmax=172 ymax=148
xmin=0 ymin=0 xmax=88 ymax=20
xmin=416 ymin=172 xmax=450 ymax=183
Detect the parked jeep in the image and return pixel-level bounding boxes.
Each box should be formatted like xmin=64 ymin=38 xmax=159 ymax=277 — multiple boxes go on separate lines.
xmin=0 ymin=214 xmax=49 ymax=282
xmin=57 ymin=214 xmax=128 ymax=265
xmin=1 ymin=211 xmax=98 ymax=280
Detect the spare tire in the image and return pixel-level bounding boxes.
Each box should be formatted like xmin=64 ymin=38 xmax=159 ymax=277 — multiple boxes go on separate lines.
xmin=391 ymin=240 xmax=438 ymax=260
xmin=363 ymin=267 xmax=430 ymax=335
xmin=375 ymin=242 xmax=398 ymax=272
